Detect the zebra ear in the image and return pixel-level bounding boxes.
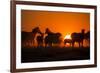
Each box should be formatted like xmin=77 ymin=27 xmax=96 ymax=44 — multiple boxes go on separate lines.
xmin=82 ymin=29 xmax=85 ymax=31
xmin=81 ymin=29 xmax=85 ymax=33
xmin=35 ymin=27 xmax=39 ymax=29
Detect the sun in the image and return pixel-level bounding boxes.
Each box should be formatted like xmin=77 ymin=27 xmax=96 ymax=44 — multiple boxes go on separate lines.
xmin=64 ymin=34 xmax=71 ymax=39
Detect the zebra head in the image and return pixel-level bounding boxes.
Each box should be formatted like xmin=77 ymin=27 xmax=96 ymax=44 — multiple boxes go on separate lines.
xmin=32 ymin=27 xmax=42 ymax=34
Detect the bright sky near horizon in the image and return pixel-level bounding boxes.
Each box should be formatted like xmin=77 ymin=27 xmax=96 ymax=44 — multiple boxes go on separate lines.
xmin=21 ymin=10 xmax=90 ymax=39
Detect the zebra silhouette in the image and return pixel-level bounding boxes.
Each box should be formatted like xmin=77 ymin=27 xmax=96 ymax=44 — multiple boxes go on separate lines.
xmin=71 ymin=29 xmax=85 ymax=47
xmin=44 ymin=28 xmax=62 ymax=47
xmin=36 ymin=33 xmax=44 ymax=47
xmin=21 ymin=27 xmax=42 ymax=47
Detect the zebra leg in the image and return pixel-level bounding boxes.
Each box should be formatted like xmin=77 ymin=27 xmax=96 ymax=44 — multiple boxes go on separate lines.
xmin=30 ymin=40 xmax=32 ymax=47
xmin=70 ymin=43 xmax=71 ymax=47
xmin=81 ymin=41 xmax=83 ymax=47
xmin=24 ymin=41 xmax=27 ymax=47
xmin=44 ymin=43 xmax=47 ymax=47
xmin=49 ymin=43 xmax=52 ymax=47
xmin=27 ymin=40 xmax=30 ymax=47
xmin=64 ymin=41 xmax=66 ymax=47
xmin=37 ymin=43 xmax=40 ymax=47
xmin=31 ymin=40 xmax=33 ymax=46
xmin=79 ymin=42 xmax=80 ymax=47
xmin=31 ymin=40 xmax=34 ymax=47
xmin=72 ymin=42 xmax=74 ymax=47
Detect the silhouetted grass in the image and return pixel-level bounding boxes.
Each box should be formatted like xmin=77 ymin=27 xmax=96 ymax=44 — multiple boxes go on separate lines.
xmin=21 ymin=46 xmax=90 ymax=63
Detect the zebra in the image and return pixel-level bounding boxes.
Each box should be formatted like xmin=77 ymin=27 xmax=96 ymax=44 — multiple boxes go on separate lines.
xmin=71 ymin=29 xmax=85 ymax=47
xmin=36 ymin=33 xmax=44 ymax=47
xmin=64 ymin=39 xmax=73 ymax=47
xmin=44 ymin=28 xmax=62 ymax=47
xmin=21 ymin=27 xmax=42 ymax=48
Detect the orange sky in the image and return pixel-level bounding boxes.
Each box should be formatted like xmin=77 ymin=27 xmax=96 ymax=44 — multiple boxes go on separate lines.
xmin=21 ymin=10 xmax=90 ymax=39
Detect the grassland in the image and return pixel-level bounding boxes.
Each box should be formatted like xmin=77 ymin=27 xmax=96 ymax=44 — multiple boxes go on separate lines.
xmin=21 ymin=47 xmax=90 ymax=63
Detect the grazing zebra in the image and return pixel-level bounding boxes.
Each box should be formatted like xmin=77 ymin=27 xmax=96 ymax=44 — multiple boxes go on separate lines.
xmin=44 ymin=28 xmax=62 ymax=47
xmin=64 ymin=39 xmax=73 ymax=47
xmin=21 ymin=27 xmax=42 ymax=48
xmin=36 ymin=33 xmax=44 ymax=47
xmin=71 ymin=29 xmax=85 ymax=47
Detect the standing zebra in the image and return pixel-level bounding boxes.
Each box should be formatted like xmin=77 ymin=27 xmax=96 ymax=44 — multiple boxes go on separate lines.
xmin=21 ymin=27 xmax=42 ymax=48
xmin=44 ymin=28 xmax=62 ymax=47
xmin=64 ymin=39 xmax=73 ymax=47
xmin=84 ymin=31 xmax=90 ymax=47
xmin=71 ymin=29 xmax=85 ymax=47
xmin=36 ymin=33 xmax=44 ymax=47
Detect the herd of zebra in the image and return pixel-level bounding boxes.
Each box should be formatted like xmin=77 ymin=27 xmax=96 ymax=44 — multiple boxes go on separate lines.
xmin=21 ymin=27 xmax=90 ymax=48
xmin=64 ymin=29 xmax=90 ymax=47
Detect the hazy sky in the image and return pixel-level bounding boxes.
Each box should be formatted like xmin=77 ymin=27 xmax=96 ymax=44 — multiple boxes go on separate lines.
xmin=21 ymin=10 xmax=90 ymax=39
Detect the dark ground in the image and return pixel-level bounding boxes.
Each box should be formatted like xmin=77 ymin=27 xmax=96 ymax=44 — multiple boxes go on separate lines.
xmin=21 ymin=47 xmax=90 ymax=63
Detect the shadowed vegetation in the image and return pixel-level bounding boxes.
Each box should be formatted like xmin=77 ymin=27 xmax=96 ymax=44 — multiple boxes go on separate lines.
xmin=21 ymin=47 xmax=90 ymax=63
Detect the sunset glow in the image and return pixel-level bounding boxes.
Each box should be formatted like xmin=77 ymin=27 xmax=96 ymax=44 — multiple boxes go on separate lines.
xmin=21 ymin=10 xmax=90 ymax=47
xmin=64 ymin=34 xmax=71 ymax=39
xmin=21 ymin=8 xmax=91 ymax=63
xmin=21 ymin=10 xmax=90 ymax=39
